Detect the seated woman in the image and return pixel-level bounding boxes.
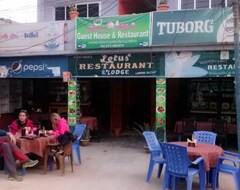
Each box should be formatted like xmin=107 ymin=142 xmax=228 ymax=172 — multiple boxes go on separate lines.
xmin=46 ymin=113 xmax=70 ymax=136
xmin=10 ymin=110 xmax=34 ymax=135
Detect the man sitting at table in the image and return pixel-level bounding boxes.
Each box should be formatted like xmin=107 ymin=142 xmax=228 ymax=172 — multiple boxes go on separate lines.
xmin=46 ymin=113 xmax=70 ymax=136
xmin=0 ymin=129 xmax=39 ymax=182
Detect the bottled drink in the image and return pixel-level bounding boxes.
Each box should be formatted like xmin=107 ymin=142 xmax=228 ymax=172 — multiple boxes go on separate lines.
xmin=21 ymin=127 xmax=26 ymax=136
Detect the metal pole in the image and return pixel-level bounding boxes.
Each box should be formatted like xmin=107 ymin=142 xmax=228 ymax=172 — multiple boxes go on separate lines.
xmin=233 ymin=1 xmax=240 ymax=151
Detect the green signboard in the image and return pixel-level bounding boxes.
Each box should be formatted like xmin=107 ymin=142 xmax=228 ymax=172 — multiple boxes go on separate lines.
xmin=76 ymin=13 xmax=150 ymax=49
xmin=69 ymin=53 xmax=164 ymax=77
xmin=155 ymin=77 xmax=166 ymax=142
xmin=152 ymin=8 xmax=233 ymax=45
xmin=67 ymin=79 xmax=80 ymax=130
xmin=165 ymin=51 xmax=234 ymax=78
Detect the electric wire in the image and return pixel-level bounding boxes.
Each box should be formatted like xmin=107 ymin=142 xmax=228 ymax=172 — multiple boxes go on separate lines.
xmin=0 ymin=0 xmax=235 ymax=54
xmin=0 ymin=0 xmax=120 ymax=52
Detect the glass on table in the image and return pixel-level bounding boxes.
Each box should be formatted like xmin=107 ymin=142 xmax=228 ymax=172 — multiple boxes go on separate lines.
xmin=33 ymin=127 xmax=39 ymax=136
xmin=21 ymin=127 xmax=26 ymax=136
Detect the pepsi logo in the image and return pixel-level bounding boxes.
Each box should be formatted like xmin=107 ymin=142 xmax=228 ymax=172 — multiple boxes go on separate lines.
xmin=11 ymin=61 xmax=22 ymax=74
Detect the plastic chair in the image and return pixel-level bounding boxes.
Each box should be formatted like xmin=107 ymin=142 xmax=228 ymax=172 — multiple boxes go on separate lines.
xmin=160 ymin=143 xmax=205 ymax=190
xmin=72 ymin=124 xmax=86 ymax=164
xmin=193 ymin=131 xmax=217 ymax=145
xmin=143 ymin=131 xmax=166 ymax=183
xmin=194 ymin=131 xmax=217 ymax=185
xmin=213 ymin=151 xmax=240 ymax=190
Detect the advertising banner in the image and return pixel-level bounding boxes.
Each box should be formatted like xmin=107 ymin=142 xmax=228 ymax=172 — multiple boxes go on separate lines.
xmin=165 ymin=51 xmax=234 ymax=78
xmin=155 ymin=77 xmax=166 ymax=142
xmin=152 ymin=8 xmax=233 ymax=45
xmin=68 ymin=79 xmax=77 ymax=128
xmin=76 ymin=13 xmax=150 ymax=49
xmin=0 ymin=56 xmax=67 ymax=78
xmin=69 ymin=53 xmax=164 ymax=77
xmin=0 ymin=22 xmax=65 ymax=52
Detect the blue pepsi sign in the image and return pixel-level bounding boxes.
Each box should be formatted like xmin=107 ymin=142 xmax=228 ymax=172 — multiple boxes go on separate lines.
xmin=0 ymin=56 xmax=67 ymax=78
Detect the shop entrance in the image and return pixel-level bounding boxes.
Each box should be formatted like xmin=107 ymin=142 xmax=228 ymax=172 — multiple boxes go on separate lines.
xmin=4 ymin=78 xmax=155 ymax=138
xmin=90 ymin=78 xmax=155 ymax=136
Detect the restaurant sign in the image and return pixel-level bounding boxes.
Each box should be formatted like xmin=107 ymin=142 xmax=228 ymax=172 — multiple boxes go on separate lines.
xmin=165 ymin=51 xmax=234 ymax=78
xmin=76 ymin=13 xmax=150 ymax=49
xmin=69 ymin=53 xmax=164 ymax=77
xmin=0 ymin=56 xmax=67 ymax=78
xmin=152 ymin=8 xmax=233 ymax=45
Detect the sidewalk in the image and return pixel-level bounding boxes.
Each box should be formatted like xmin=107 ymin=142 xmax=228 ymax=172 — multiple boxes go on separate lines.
xmin=0 ymin=135 xmax=236 ymax=190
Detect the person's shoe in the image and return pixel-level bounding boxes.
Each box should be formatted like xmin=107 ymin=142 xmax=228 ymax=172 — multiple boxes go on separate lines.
xmin=8 ymin=175 xmax=23 ymax=182
xmin=22 ymin=159 xmax=39 ymax=168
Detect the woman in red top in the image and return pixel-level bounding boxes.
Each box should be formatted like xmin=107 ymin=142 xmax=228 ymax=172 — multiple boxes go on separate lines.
xmin=10 ymin=110 xmax=34 ymax=135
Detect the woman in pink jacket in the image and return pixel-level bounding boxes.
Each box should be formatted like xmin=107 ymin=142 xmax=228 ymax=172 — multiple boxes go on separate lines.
xmin=10 ymin=110 xmax=34 ymax=135
xmin=47 ymin=113 xmax=70 ymax=136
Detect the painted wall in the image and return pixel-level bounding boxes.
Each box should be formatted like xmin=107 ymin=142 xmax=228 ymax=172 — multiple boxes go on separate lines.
xmin=119 ymin=0 xmax=157 ymax=15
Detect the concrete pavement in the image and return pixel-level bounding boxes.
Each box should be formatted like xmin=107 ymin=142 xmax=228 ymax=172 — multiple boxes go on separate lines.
xmin=0 ymin=135 xmax=237 ymax=190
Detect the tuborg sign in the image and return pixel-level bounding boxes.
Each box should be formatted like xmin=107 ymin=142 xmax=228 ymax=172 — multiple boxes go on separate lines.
xmin=152 ymin=8 xmax=233 ymax=45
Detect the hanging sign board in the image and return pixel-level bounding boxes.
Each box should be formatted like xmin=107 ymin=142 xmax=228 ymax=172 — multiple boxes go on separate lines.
xmin=69 ymin=53 xmax=164 ymax=77
xmin=165 ymin=51 xmax=234 ymax=78
xmin=76 ymin=13 xmax=150 ymax=49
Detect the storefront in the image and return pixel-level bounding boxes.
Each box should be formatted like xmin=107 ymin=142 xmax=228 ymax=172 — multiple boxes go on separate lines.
xmin=0 ymin=7 xmax=236 ymax=144
xmin=0 ymin=55 xmax=68 ymax=129
xmin=67 ymin=53 xmax=165 ymax=136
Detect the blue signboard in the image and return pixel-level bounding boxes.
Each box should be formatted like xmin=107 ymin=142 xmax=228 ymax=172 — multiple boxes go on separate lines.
xmin=0 ymin=56 xmax=67 ymax=78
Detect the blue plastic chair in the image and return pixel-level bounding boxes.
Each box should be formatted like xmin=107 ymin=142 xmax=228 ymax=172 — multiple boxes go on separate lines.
xmin=143 ymin=131 xmax=166 ymax=183
xmin=193 ymin=131 xmax=217 ymax=145
xmin=193 ymin=130 xmax=217 ymax=185
xmin=160 ymin=143 xmax=205 ymax=190
xmin=213 ymin=151 xmax=240 ymax=190
xmin=72 ymin=124 xmax=87 ymax=164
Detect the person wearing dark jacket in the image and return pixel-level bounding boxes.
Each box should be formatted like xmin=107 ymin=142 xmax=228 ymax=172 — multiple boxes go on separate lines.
xmin=0 ymin=130 xmax=39 ymax=182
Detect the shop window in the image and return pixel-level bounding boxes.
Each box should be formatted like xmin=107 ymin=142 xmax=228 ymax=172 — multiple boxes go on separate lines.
xmin=188 ymin=78 xmax=236 ymax=123
xmin=55 ymin=3 xmax=99 ymax=21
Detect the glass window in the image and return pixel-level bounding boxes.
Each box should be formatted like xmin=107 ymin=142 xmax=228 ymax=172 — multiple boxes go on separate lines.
xmin=89 ymin=3 xmax=99 ymax=17
xmin=212 ymin=0 xmax=224 ymax=7
xmin=181 ymin=0 xmax=231 ymax=9
xmin=196 ymin=0 xmax=209 ymax=8
xmin=55 ymin=7 xmax=65 ymax=21
xmin=181 ymin=0 xmax=194 ymax=9
xmin=77 ymin=4 xmax=87 ymax=17
xmin=227 ymin=0 xmax=233 ymax=7
xmin=55 ymin=3 xmax=99 ymax=20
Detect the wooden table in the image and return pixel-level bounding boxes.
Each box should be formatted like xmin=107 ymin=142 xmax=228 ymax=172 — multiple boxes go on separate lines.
xmin=17 ymin=135 xmax=56 ymax=157
xmin=171 ymin=141 xmax=224 ymax=171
